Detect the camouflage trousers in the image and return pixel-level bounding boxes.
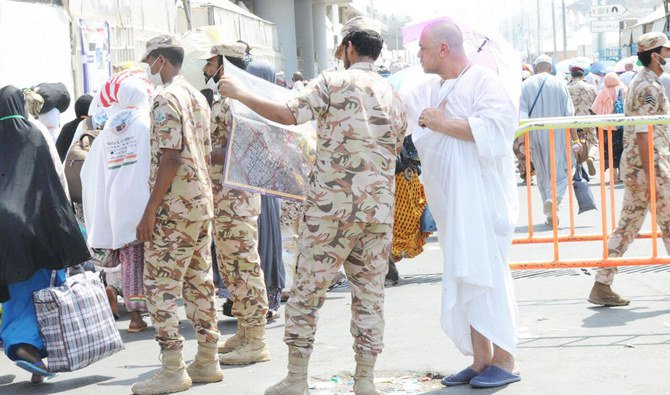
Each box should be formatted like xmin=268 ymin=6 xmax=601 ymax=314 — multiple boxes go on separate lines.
xmin=213 ymin=184 xmax=268 ymax=327
xmin=144 ymin=217 xmax=220 ymax=350
xmin=284 ymin=216 xmax=392 ymax=358
xmin=597 ymin=165 xmax=670 ymax=285
xmin=513 ymin=134 xmax=534 ymax=180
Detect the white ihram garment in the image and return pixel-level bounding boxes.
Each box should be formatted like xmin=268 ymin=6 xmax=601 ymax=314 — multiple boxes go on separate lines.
xmin=413 ymin=65 xmax=519 ymax=355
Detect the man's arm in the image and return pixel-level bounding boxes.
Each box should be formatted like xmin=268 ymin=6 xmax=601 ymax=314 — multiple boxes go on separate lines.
xmin=636 ymin=132 xmax=652 ymax=185
xmin=632 ymin=87 xmax=663 ymax=198
xmin=217 ymin=75 xmax=297 ymax=125
xmin=136 ymin=149 xmax=180 ymax=242
xmin=431 ymin=118 xmax=474 ymax=141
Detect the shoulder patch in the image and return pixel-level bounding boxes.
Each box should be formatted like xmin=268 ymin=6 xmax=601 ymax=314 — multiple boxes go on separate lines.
xmin=154 ymin=108 xmax=167 ymax=125
xmin=643 ymin=95 xmax=657 ymax=106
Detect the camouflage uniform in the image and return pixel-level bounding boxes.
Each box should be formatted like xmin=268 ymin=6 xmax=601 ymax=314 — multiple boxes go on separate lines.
xmin=209 ymin=96 xmax=268 ymax=326
xmin=144 ymin=75 xmax=219 ymax=350
xmin=567 ymin=78 xmax=598 ymax=154
xmin=597 ymin=67 xmax=670 ymax=285
xmin=284 ymin=62 xmax=407 ymax=357
xmin=512 ymin=134 xmax=534 ymax=180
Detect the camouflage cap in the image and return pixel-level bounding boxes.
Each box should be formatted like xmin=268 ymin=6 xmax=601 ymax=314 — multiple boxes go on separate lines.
xmin=341 ymin=16 xmax=383 ymax=37
xmin=637 ymin=32 xmax=670 ymax=52
xmin=198 ymin=41 xmax=246 ymax=60
xmin=140 ymin=35 xmax=182 ymax=63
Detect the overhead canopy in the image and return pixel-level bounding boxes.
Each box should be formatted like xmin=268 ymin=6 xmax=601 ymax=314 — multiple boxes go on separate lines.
xmin=181 ymin=0 xmax=269 ymax=22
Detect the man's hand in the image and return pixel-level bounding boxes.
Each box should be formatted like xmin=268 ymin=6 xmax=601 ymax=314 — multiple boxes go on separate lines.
xmin=418 ymin=100 xmax=447 ymax=130
xmin=211 ymin=147 xmax=226 ymax=166
xmin=572 ymin=142 xmax=583 ymax=154
xmin=217 ymin=76 xmax=244 ymax=100
xmin=136 ymin=209 xmax=156 ymax=243
xmin=646 ymin=178 xmax=660 ymax=202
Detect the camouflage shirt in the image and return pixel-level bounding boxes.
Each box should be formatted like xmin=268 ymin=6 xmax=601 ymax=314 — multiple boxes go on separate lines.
xmin=567 ymin=78 xmax=598 ymax=144
xmin=149 ymin=75 xmax=214 ymax=222
xmin=567 ymin=79 xmax=597 ymax=116
xmin=286 ymin=62 xmax=408 ymax=223
xmin=623 ymin=67 xmax=670 ymax=168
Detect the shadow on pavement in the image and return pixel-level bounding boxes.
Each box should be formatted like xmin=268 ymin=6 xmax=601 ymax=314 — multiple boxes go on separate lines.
xmin=514 ymin=224 xmax=591 ymax=233
xmin=421 ymin=385 xmax=510 ymax=394
xmin=519 ymin=331 xmax=670 ymax=349
xmin=582 ymin=307 xmax=670 ymax=328
xmin=97 ymin=368 xmax=158 ymax=387
xmin=0 ymin=375 xmax=15 ymax=385
xmin=517 ymin=294 xmax=670 ymax=306
xmin=0 ymin=375 xmax=112 ymax=394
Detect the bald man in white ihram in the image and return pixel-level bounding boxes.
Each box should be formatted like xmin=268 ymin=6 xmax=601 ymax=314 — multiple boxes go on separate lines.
xmin=414 ymin=21 xmax=521 ymax=388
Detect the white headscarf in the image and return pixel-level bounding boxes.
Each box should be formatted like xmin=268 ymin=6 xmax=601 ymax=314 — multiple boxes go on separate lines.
xmin=80 ymin=72 xmax=154 ymax=249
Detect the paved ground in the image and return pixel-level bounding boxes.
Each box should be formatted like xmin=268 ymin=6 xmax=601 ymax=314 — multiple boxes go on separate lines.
xmin=2 ymin=171 xmax=670 ymax=394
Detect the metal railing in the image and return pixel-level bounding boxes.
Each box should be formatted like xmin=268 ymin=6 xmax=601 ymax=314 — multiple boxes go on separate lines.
xmin=511 ymin=114 xmax=670 ymax=270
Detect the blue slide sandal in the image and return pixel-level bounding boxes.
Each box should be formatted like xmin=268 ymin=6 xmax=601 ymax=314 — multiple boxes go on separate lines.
xmin=15 ymin=360 xmax=56 ymax=379
xmin=470 ymin=365 xmax=520 ymax=388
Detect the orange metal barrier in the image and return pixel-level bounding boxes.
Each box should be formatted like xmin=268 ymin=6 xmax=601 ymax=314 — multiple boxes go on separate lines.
xmin=511 ymin=115 xmax=669 ymax=270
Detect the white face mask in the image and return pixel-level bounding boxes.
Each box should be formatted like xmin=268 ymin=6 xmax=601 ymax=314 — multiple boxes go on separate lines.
xmin=205 ymin=76 xmax=218 ymax=91
xmin=146 ymin=58 xmax=164 ymax=87
xmin=660 ymin=57 xmax=670 ymax=74
xmin=205 ymin=65 xmax=223 ymax=92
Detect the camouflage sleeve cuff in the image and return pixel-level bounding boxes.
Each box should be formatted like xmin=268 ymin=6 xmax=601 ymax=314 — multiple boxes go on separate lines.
xmin=634 ymin=125 xmax=650 ymax=134
xmin=286 ymin=98 xmax=313 ymax=125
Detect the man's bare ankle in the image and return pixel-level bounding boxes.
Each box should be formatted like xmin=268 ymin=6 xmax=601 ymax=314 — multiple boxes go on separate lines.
xmin=470 ymin=363 xmax=489 ymax=373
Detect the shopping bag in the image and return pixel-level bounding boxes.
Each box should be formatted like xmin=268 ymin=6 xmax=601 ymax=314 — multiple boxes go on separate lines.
xmin=573 ymin=163 xmax=597 ymax=214
xmin=33 ymin=270 xmax=123 ymax=372
xmin=420 ymin=204 xmax=437 ymax=233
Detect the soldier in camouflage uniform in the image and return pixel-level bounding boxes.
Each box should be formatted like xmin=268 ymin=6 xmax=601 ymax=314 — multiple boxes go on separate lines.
xmin=588 ymin=32 xmax=670 ymax=307
xmin=200 ymin=42 xmax=271 ymax=365
xmin=218 ymin=16 xmax=407 ymax=395
xmin=133 ymin=35 xmax=223 ymax=395
xmin=567 ymin=63 xmax=598 ymax=174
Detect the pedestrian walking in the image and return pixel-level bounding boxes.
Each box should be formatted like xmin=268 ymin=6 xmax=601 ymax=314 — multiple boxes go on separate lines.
xmin=520 ymin=54 xmax=577 ymax=226
xmin=567 ymin=63 xmax=598 ymax=175
xmin=591 ymin=72 xmax=627 ymax=183
xmin=588 ymin=32 xmax=670 ymax=307
xmin=0 ymin=85 xmax=90 ymax=383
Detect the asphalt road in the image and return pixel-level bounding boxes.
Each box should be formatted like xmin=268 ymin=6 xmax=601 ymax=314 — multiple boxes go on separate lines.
xmin=2 ymin=170 xmax=670 ymax=394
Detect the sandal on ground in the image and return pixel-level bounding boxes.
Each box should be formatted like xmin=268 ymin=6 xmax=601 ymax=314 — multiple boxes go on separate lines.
xmin=15 ymin=360 xmax=56 ymax=380
xmin=441 ymin=367 xmax=480 ymax=386
xmin=469 ymin=365 xmax=520 ymax=388
xmin=266 ymin=310 xmax=280 ymax=322
xmin=127 ymin=323 xmax=147 ymax=333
